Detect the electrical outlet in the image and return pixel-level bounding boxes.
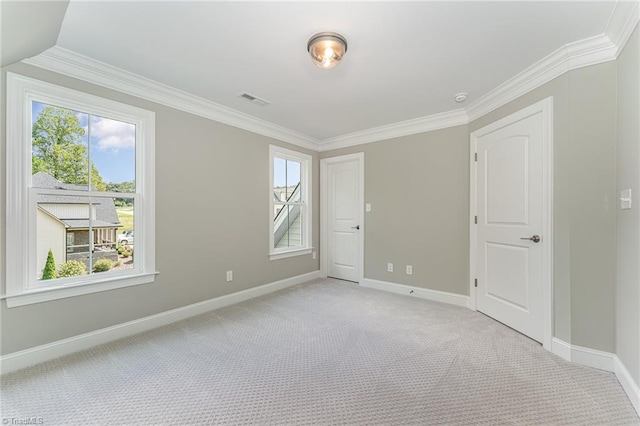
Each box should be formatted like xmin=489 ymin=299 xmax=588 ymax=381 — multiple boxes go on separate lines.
xmin=387 ymin=263 xmax=394 ymax=272
xmin=621 ymin=189 xmax=632 ymax=210
xmin=312 ymin=251 xmax=317 ymax=260
xmin=226 ymin=270 xmax=233 ymax=282
xmin=365 ymin=203 xmax=372 ymax=212
xmin=406 ymin=265 xmax=413 ymax=275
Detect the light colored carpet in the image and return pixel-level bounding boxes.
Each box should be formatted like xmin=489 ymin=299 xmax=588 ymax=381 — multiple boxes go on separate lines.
xmin=1 ymin=278 xmax=638 ymax=425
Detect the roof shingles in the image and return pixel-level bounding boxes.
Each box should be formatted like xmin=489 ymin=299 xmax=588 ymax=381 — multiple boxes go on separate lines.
xmin=33 ymin=172 xmax=120 ymax=227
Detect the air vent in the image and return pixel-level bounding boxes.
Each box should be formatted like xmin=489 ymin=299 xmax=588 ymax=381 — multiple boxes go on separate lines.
xmin=238 ymin=92 xmax=270 ymax=107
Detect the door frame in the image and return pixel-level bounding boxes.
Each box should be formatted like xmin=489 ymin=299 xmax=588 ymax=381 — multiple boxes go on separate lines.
xmin=320 ymin=152 xmax=365 ymax=283
xmin=469 ymin=97 xmax=554 ymax=350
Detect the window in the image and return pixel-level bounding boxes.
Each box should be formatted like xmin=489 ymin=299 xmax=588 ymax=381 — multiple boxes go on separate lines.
xmin=6 ymin=73 xmax=156 ymax=307
xmin=269 ymin=145 xmax=312 ymax=260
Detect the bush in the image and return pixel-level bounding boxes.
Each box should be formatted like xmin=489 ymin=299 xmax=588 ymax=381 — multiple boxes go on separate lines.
xmin=93 ymin=258 xmax=113 ymax=273
xmin=58 ymin=260 xmax=87 ymax=277
xmin=42 ymin=249 xmax=57 ymax=280
xmin=122 ymin=250 xmax=131 ymax=258
xmin=114 ymin=261 xmax=122 ymax=267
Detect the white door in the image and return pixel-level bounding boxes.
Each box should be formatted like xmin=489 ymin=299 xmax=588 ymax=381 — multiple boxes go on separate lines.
xmin=323 ymin=154 xmax=362 ymax=282
xmin=473 ymin=101 xmax=551 ymax=344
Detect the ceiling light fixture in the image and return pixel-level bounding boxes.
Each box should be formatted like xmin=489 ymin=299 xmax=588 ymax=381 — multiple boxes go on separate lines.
xmin=307 ymin=32 xmax=348 ymax=70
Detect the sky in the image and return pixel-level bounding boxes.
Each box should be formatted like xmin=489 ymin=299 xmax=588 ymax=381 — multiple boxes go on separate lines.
xmin=273 ymin=157 xmax=301 ymax=189
xmin=32 ymin=101 xmax=136 ymax=184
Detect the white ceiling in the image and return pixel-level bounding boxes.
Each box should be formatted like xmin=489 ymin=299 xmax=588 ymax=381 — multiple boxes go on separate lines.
xmin=8 ymin=1 xmax=621 ymax=142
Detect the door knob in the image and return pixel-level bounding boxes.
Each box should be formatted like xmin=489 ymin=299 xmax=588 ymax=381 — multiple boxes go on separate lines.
xmin=351 ymin=225 xmax=360 ymax=230
xmin=520 ymin=235 xmax=541 ymax=243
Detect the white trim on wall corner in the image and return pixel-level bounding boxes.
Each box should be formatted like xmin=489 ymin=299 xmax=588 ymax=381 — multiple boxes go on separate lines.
xmin=465 ymin=35 xmax=616 ymax=122
xmin=551 ymin=338 xmax=640 ymax=416
xmin=615 ymin=355 xmax=640 ymax=415
xmin=360 ymin=278 xmax=470 ymax=308
xmin=20 ymin=6 xmax=639 ymax=155
xmin=605 ymin=0 xmax=640 ymax=57
xmin=23 ymin=47 xmax=319 ymax=151
xmin=317 ymin=109 xmax=468 ymax=152
xmin=0 ymin=270 xmax=321 ymax=375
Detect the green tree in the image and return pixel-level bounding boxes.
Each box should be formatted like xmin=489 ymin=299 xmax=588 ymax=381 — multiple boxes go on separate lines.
xmin=32 ymin=106 xmax=106 ymax=191
xmin=106 ymin=181 xmax=135 ymax=205
xmin=58 ymin=260 xmax=88 ymax=277
xmin=42 ymin=249 xmax=57 ymax=280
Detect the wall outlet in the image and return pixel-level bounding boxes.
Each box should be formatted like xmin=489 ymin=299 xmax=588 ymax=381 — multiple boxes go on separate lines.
xmin=387 ymin=263 xmax=394 ymax=272
xmin=226 ymin=270 xmax=233 ymax=282
xmin=312 ymin=251 xmax=317 ymax=260
xmin=406 ymin=265 xmax=413 ymax=275
xmin=620 ymin=189 xmax=632 ymax=210
xmin=365 ymin=203 xmax=372 ymax=212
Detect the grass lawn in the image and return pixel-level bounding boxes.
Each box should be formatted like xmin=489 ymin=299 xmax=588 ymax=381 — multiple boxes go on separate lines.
xmin=117 ymin=209 xmax=134 ymax=231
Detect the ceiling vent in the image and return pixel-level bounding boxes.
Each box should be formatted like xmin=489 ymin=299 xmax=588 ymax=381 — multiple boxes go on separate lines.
xmin=238 ymin=92 xmax=270 ymax=107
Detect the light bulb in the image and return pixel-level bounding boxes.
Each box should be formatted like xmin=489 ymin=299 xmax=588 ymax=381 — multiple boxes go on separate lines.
xmin=324 ymin=46 xmax=334 ymax=59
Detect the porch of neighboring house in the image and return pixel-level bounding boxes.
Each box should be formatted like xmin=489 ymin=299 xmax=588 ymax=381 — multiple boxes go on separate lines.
xmin=65 ymin=224 xmax=119 ymax=270
xmin=274 ymin=183 xmax=302 ymax=248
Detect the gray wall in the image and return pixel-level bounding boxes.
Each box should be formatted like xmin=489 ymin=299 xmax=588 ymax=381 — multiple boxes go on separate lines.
xmin=568 ymin=62 xmax=617 ymax=352
xmin=320 ymin=126 xmax=470 ymax=296
xmin=0 ymin=63 xmax=320 ymax=355
xmin=616 ymin=25 xmax=640 ymax=383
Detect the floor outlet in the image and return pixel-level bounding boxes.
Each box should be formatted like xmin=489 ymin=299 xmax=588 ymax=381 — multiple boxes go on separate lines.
xmin=226 ymin=270 xmax=233 ymax=282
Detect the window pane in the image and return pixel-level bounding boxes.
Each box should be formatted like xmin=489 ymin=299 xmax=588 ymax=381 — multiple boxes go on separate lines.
xmin=35 ymin=192 xmax=131 ymax=280
xmin=89 ymin=115 xmax=136 ymax=193
xmin=286 ymin=160 xmax=301 ymax=200
xmin=32 ymin=101 xmax=90 ymax=189
xmin=274 ymin=204 xmax=302 ymax=249
xmin=273 ymin=157 xmax=286 ymax=201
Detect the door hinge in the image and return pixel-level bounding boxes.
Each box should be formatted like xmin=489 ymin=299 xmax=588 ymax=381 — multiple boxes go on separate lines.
xmin=474 ymin=153 xmax=478 ymax=162
xmin=474 ymin=278 xmax=478 ymax=288
xmin=474 ymin=215 xmax=477 ymax=224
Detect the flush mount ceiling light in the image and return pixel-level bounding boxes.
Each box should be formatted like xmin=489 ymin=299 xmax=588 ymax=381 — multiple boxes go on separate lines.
xmin=307 ymin=32 xmax=348 ymax=70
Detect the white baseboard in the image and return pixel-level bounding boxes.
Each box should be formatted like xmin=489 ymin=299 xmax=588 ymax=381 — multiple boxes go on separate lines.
xmin=550 ymin=337 xmax=572 ymax=362
xmin=360 ymin=278 xmax=469 ymax=308
xmin=614 ymin=355 xmax=640 ymax=415
xmin=551 ymin=337 xmax=640 ymax=416
xmin=0 ymin=270 xmax=321 ymax=375
xmin=551 ymin=338 xmax=615 ymax=371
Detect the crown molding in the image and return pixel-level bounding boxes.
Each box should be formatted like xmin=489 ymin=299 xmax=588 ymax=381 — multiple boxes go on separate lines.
xmin=465 ymin=34 xmax=616 ymax=122
xmin=317 ymin=109 xmax=469 ymax=152
xmin=605 ymin=0 xmax=640 ymax=56
xmin=21 ymin=4 xmax=639 ymax=154
xmin=23 ymin=47 xmax=320 ymax=151
xmin=466 ymin=1 xmax=640 ymax=123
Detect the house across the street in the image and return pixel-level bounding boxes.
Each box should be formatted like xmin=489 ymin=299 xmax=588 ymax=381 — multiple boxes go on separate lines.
xmin=34 ymin=172 xmax=120 ymax=276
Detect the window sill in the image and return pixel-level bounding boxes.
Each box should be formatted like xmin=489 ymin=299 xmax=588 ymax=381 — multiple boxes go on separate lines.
xmin=4 ymin=272 xmax=159 ymax=308
xmin=269 ymin=248 xmax=313 ymax=261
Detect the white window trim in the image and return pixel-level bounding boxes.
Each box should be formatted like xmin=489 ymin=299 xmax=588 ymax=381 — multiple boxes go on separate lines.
xmin=5 ymin=73 xmax=156 ymax=308
xmin=269 ymin=145 xmax=312 ymax=260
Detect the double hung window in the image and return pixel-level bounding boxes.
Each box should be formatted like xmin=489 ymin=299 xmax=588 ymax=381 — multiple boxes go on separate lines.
xmin=269 ymin=145 xmax=312 ymax=259
xmin=6 ymin=73 xmax=156 ymax=307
